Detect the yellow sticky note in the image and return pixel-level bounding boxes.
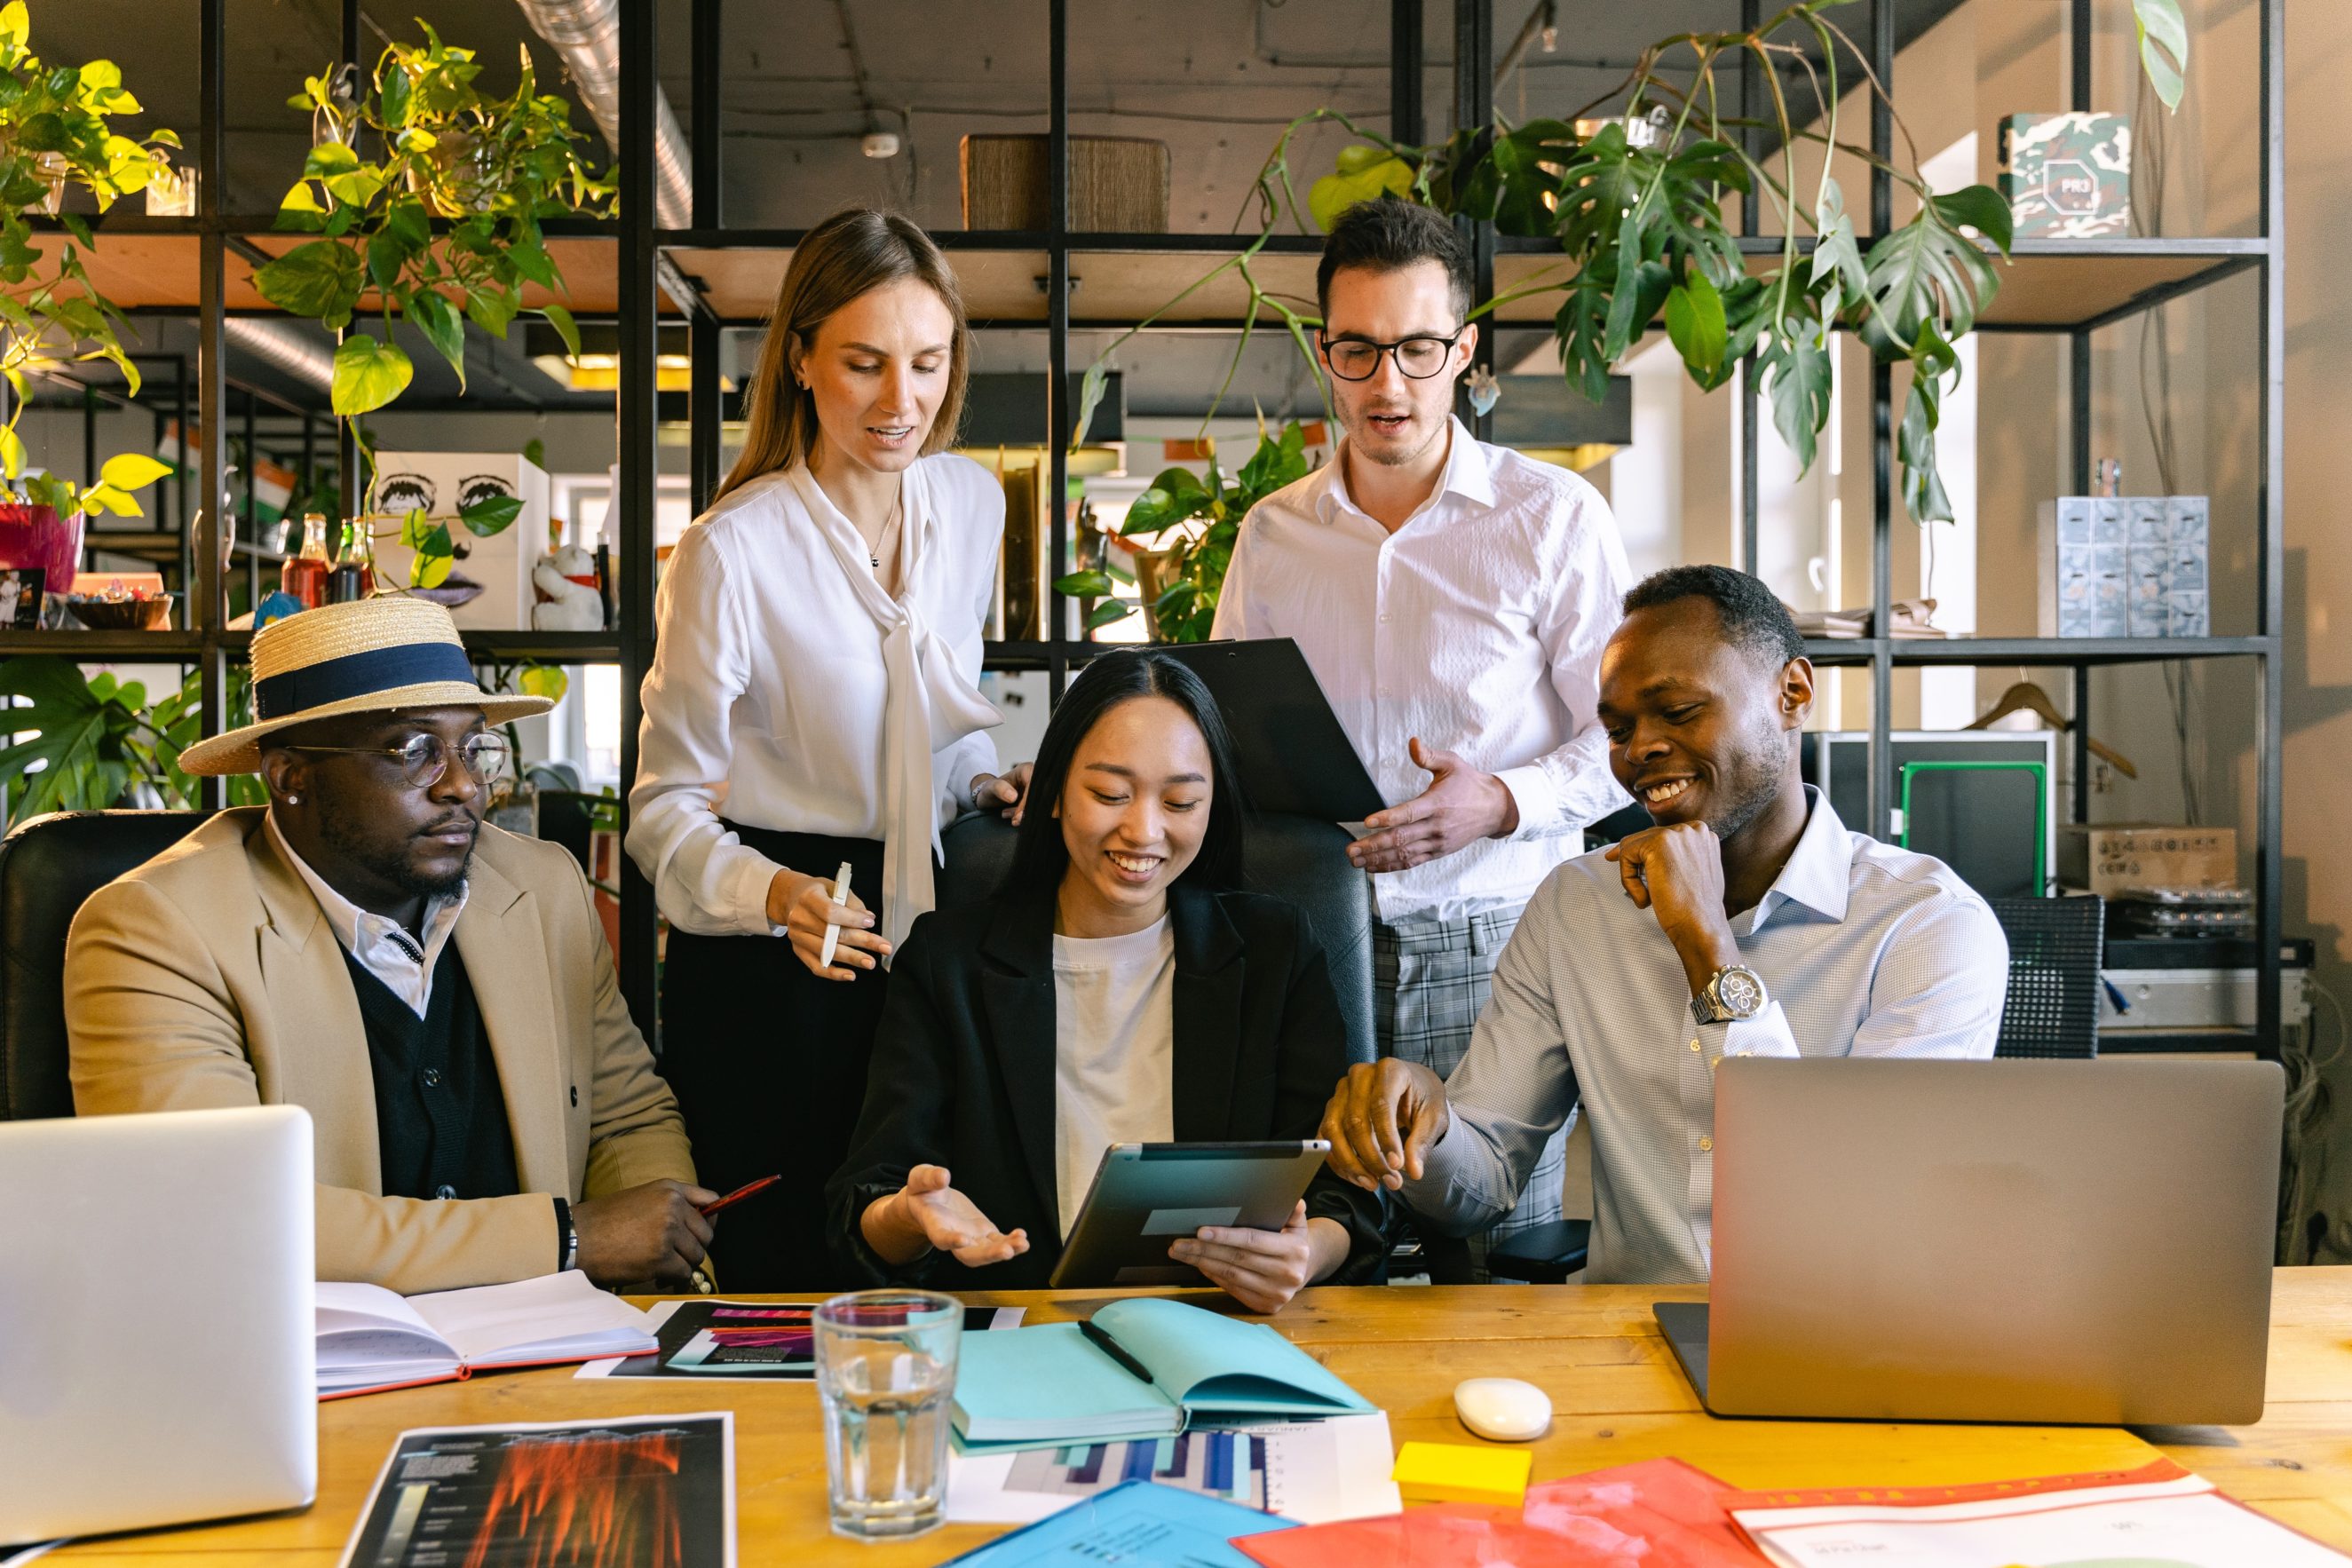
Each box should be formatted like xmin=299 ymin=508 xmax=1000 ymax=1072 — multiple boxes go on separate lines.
xmin=1390 ymin=1440 xmax=1533 ymax=1507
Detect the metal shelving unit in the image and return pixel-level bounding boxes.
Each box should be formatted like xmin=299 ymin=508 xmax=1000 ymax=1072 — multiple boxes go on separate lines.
xmin=0 ymin=0 xmax=2284 ymax=1055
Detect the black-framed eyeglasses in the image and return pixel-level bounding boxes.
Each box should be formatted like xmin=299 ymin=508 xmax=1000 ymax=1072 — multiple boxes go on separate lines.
xmin=1320 ymin=329 xmax=1468 ymax=382
xmin=284 ymin=732 xmax=511 ymax=789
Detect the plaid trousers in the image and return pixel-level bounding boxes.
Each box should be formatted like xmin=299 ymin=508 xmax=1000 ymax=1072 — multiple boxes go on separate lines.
xmin=1374 ymin=903 xmax=1569 ymax=1282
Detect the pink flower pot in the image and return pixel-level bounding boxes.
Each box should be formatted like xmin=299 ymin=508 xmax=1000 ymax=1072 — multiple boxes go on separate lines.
xmin=0 ymin=504 xmax=83 ymax=594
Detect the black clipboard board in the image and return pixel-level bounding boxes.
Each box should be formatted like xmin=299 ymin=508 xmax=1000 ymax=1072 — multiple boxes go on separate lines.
xmin=1158 ymin=637 xmax=1387 ymax=822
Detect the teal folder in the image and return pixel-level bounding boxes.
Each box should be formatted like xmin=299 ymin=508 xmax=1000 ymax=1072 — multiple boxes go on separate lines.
xmin=950 ymin=1297 xmax=1374 ymax=1451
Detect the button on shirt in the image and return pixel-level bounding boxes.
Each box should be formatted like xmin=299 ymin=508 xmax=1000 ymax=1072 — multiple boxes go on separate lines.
xmin=1210 ymin=417 xmax=1633 ymax=924
xmin=267 ymin=811 xmax=464 ymax=1014
xmin=1401 ymin=789 xmax=2008 ymax=1283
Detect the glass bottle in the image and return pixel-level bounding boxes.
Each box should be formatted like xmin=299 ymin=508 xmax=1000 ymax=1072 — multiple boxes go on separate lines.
xmin=328 ymin=517 xmax=376 ymax=604
xmin=281 ymin=511 xmax=331 ymax=610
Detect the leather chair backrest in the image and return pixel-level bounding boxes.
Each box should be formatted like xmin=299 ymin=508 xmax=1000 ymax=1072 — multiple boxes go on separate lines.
xmin=936 ymin=811 xmax=1377 ymax=1065
xmin=0 ymin=810 xmax=214 ymax=1121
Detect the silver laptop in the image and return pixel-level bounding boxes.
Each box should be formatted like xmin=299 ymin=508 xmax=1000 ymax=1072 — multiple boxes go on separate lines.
xmin=0 ymin=1106 xmax=317 ymax=1542
xmin=1656 ymin=1057 xmax=2282 ymax=1426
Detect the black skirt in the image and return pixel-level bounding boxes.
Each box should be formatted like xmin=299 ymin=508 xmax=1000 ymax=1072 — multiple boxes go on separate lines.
xmin=660 ymin=825 xmax=890 ymax=1292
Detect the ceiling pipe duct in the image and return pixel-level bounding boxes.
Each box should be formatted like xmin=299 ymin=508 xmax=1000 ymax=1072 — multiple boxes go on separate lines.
xmin=513 ymin=0 xmax=694 ymax=229
xmin=223 ymin=316 xmax=338 ymax=392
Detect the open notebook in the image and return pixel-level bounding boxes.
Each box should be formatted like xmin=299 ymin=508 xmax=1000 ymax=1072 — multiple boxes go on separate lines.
xmin=952 ymin=1297 xmax=1374 ymax=1452
xmin=316 ymin=1271 xmax=656 ymax=1398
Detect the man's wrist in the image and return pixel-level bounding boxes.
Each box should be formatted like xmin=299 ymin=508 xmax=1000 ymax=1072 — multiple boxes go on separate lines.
xmin=1483 ymin=769 xmax=1522 ymax=839
xmin=1668 ymin=921 xmax=1744 ymax=998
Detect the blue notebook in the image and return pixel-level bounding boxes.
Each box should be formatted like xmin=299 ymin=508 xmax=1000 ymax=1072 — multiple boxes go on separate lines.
xmin=937 ymin=1478 xmax=1295 ymax=1566
xmin=952 ymin=1298 xmax=1374 ymax=1451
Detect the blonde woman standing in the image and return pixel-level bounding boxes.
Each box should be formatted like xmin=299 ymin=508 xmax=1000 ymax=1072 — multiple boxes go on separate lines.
xmin=629 ymin=210 xmax=1026 ymax=1288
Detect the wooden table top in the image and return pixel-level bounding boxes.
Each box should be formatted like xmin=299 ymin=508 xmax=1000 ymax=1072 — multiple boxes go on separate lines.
xmin=50 ymin=1267 xmax=2352 ymax=1564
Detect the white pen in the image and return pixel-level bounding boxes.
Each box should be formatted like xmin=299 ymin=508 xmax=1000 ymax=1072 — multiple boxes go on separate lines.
xmin=816 ymin=859 xmax=854 ymax=970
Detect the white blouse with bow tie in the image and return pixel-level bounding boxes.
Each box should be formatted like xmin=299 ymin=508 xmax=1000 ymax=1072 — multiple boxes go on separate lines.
xmin=626 ymin=453 xmax=1005 ymax=957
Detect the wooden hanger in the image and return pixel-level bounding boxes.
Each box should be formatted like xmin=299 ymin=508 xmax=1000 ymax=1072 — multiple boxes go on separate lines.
xmin=1964 ymin=680 xmax=2139 ymax=779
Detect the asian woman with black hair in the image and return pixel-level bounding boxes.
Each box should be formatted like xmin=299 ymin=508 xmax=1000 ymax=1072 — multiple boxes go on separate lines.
xmin=825 ymin=650 xmax=1385 ymax=1312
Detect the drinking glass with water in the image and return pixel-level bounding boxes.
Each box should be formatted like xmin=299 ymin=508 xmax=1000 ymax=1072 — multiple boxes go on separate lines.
xmin=813 ymin=1290 xmax=962 ymax=1540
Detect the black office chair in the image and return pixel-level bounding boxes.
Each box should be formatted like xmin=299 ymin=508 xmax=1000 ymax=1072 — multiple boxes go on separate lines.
xmin=0 ymin=809 xmax=215 ymax=1121
xmin=1987 ymin=893 xmax=2105 ymax=1059
xmin=935 ymin=810 xmax=1380 ymax=1066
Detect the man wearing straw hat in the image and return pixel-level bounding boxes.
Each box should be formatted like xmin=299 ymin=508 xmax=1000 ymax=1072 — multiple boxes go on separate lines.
xmin=65 ymin=597 xmax=717 ymax=1295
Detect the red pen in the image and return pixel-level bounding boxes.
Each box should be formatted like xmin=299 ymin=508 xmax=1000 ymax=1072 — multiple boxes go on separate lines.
xmin=698 ymin=1174 xmax=782 ymax=1217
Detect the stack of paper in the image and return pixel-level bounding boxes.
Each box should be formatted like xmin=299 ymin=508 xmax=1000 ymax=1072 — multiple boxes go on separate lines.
xmin=1726 ymin=1457 xmax=2352 ymax=1566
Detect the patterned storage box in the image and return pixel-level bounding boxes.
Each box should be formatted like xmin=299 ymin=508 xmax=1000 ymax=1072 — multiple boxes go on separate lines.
xmin=2000 ymin=113 xmax=2132 ymax=239
xmin=2043 ymin=494 xmax=2209 ymax=638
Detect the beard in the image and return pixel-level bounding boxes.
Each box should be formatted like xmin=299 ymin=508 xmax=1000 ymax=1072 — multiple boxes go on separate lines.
xmin=318 ymin=792 xmax=474 ymax=900
xmin=1704 ymin=726 xmax=1797 ymax=845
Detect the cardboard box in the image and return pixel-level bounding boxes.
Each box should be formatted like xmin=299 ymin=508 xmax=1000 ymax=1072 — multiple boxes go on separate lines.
xmin=371 ymin=451 xmax=551 ymax=630
xmin=2000 ymin=112 xmax=2132 ymax=239
xmin=2059 ymin=824 xmax=2237 ymax=895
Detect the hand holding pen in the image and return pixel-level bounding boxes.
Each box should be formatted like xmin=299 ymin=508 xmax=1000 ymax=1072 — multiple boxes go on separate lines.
xmin=769 ymin=861 xmax=888 ymax=980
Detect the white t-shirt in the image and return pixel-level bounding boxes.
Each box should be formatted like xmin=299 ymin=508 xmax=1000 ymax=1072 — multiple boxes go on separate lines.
xmin=1051 ymin=915 xmax=1176 ymax=1240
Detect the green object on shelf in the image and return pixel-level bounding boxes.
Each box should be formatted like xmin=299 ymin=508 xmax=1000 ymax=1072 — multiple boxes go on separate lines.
xmin=1898 ymin=760 xmax=2048 ymax=894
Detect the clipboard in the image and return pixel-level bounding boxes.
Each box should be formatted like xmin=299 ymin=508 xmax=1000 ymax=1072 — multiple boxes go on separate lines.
xmin=1159 ymin=637 xmax=1387 ymax=822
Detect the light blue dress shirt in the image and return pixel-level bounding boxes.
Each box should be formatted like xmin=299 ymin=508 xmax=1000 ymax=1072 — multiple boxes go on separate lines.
xmin=1402 ymin=788 xmax=2008 ymax=1283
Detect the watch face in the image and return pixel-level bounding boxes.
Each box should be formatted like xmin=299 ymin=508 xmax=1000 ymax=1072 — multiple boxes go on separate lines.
xmin=1719 ymin=968 xmax=1766 ymax=1018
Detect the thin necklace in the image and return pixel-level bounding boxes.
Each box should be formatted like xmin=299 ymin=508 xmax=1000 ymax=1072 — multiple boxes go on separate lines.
xmin=867 ymin=490 xmax=903 ymax=570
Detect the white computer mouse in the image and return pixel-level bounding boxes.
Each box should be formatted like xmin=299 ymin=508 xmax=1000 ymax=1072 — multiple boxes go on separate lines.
xmin=1453 ymin=1375 xmax=1552 ymax=1441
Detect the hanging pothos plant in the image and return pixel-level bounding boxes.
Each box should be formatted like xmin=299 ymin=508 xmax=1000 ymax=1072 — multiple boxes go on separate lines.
xmin=0 ymin=1 xmax=178 ymax=519
xmin=1075 ymin=0 xmax=2190 ymax=530
xmin=254 ymin=21 xmax=613 ymax=587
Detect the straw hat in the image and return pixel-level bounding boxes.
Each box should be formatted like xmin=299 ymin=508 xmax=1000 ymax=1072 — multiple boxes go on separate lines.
xmin=178 ymin=596 xmax=554 ymax=776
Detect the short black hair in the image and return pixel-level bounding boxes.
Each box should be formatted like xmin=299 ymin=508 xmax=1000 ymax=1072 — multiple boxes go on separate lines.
xmin=1000 ymin=649 xmax=1248 ymax=898
xmin=1317 ymin=195 xmax=1473 ymax=324
xmin=1622 ymin=565 xmax=1806 ymax=669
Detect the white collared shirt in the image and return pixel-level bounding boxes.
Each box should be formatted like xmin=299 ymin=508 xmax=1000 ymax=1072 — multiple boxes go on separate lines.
xmin=1210 ymin=417 xmax=1634 ymax=925
xmin=626 ymin=455 xmax=1004 ymax=952
xmin=1403 ymin=788 xmax=2009 ymax=1283
xmin=265 ymin=810 xmax=467 ymax=1016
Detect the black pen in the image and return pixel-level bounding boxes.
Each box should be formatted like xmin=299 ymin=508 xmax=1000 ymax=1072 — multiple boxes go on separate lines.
xmin=1080 ymin=1318 xmax=1155 ymax=1386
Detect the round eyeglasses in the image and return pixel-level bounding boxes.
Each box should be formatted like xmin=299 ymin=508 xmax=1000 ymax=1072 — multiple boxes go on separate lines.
xmin=284 ymin=732 xmax=512 ymax=789
xmin=1321 ymin=329 xmax=1467 ymax=382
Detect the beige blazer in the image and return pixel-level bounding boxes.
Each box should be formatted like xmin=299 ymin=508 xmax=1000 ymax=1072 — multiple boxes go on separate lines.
xmin=65 ymin=807 xmax=698 ymax=1295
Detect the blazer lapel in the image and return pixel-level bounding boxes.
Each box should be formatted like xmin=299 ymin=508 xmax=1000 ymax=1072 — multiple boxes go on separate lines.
xmin=1169 ymin=885 xmax=1246 ymax=1140
xmin=978 ymin=894 xmax=1060 ymax=1216
xmin=249 ymin=821 xmax=381 ymax=1192
xmin=453 ymin=855 xmax=571 ymax=1197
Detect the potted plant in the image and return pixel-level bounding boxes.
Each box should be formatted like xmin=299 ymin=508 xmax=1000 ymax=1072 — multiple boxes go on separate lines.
xmin=255 ymin=22 xmax=614 ymax=588
xmin=1054 ymin=421 xmax=1311 ymax=642
xmin=1073 ymin=0 xmax=2190 ymax=530
xmin=0 ymin=2 xmax=180 ymax=588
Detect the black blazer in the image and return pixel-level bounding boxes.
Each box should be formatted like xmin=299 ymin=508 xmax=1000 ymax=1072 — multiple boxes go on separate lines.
xmin=826 ymin=881 xmax=1387 ymax=1292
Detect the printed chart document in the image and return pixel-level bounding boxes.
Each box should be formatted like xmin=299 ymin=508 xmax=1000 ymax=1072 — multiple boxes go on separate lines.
xmin=577 ymin=1300 xmax=1024 ymax=1382
xmin=315 ymin=1271 xmax=656 ymax=1398
xmin=948 ymin=1412 xmax=1403 ymax=1526
xmin=1728 ymin=1458 xmax=2352 ymax=1568
xmin=937 ymin=1478 xmax=1296 ymax=1567
xmin=337 ymin=1413 xmax=733 ymax=1568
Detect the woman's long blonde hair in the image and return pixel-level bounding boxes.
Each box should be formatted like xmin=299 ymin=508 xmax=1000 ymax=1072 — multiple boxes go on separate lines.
xmin=713 ymin=209 xmax=972 ymax=507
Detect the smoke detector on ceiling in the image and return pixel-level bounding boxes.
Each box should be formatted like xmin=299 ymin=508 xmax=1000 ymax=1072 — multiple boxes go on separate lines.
xmin=861 ymin=131 xmax=901 ymax=159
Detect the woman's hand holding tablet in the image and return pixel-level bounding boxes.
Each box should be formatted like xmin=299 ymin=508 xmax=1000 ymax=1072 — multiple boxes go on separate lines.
xmin=1169 ymin=1200 xmax=1353 ymax=1314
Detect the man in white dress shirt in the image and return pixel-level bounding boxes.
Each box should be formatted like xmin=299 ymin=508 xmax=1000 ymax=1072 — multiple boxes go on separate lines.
xmin=1210 ymin=196 xmax=1632 ymax=1276
xmin=1319 ymin=566 xmax=2009 ymax=1283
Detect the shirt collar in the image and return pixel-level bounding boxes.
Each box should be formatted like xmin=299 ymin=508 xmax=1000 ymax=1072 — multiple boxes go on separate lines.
xmin=265 ymin=807 xmax=468 ymax=964
xmin=1313 ymin=416 xmax=1498 ymax=526
xmin=1750 ymin=785 xmax=1854 ymax=928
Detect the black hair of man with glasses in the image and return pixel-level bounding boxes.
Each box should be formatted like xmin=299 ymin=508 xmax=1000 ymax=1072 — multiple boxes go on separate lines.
xmin=1213 ymin=193 xmax=1637 ymax=1281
